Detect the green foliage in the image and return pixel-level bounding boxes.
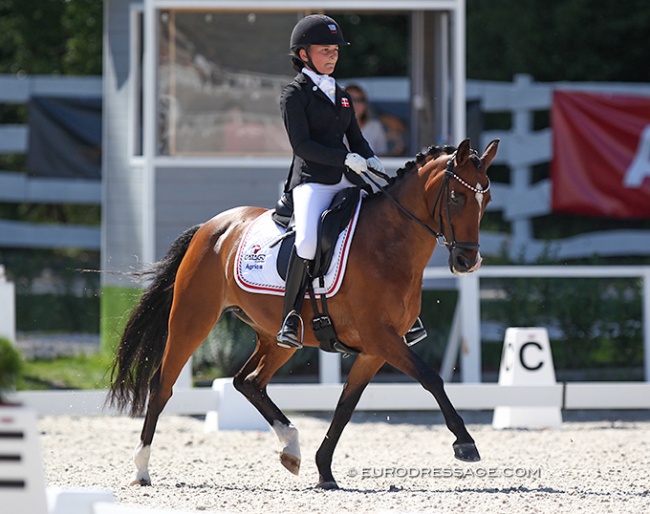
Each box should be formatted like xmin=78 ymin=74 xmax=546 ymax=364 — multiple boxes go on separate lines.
xmin=0 ymin=0 xmax=102 ymax=75
xmin=0 ymin=337 xmax=22 ymax=400
xmin=18 ymin=352 xmax=113 ymax=391
xmin=16 ymin=293 xmax=100 ymax=332
xmin=0 ymin=248 xmax=100 ymax=332
xmin=481 ymin=275 xmax=643 ymax=374
xmin=193 ymin=312 xmax=321 ymax=381
xmin=336 ymin=14 xmax=409 ymax=78
xmin=100 ymin=285 xmax=143 ymax=354
xmin=466 ymin=0 xmax=650 ymax=82
xmin=193 ymin=313 xmax=257 ymax=379
xmin=0 ymin=203 xmax=100 ymax=224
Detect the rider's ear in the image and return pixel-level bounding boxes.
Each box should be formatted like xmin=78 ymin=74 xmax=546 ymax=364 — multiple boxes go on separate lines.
xmin=481 ymin=139 xmax=500 ymax=169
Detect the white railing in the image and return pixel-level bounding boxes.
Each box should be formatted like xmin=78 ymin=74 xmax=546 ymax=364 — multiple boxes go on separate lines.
xmin=13 ymin=382 xmax=650 ymax=417
xmin=4 ymin=72 xmax=648 ymax=255
xmin=425 ymin=265 xmax=650 ymax=383
xmin=0 ymin=75 xmax=102 ymax=250
xmin=467 ymin=74 xmax=650 ymax=262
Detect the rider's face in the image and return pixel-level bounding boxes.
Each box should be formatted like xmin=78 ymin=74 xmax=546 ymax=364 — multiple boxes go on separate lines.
xmin=301 ymin=45 xmax=339 ymax=75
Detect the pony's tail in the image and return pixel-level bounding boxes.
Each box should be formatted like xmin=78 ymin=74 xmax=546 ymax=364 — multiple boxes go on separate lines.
xmin=106 ymin=224 xmax=202 ymax=417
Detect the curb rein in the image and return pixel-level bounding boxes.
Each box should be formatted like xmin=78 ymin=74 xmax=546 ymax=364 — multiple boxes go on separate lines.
xmin=361 ymin=152 xmax=491 ymax=252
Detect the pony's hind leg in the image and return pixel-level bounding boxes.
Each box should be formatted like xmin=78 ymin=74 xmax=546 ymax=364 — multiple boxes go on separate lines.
xmin=131 ymin=304 xmax=221 ymax=485
xmin=131 ymin=310 xmax=220 ymax=485
xmin=233 ymin=334 xmax=300 ymax=474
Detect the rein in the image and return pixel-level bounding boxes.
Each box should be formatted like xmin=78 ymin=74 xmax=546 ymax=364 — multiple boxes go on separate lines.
xmin=361 ymin=152 xmax=490 ymax=251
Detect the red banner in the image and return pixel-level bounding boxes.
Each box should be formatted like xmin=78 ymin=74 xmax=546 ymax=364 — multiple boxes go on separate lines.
xmin=551 ymin=90 xmax=650 ymax=218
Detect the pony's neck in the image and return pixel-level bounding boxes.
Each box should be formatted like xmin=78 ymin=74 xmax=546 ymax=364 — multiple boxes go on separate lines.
xmin=373 ymin=165 xmax=441 ymax=271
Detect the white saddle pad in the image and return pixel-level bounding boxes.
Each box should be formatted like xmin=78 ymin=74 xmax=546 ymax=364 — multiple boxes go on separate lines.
xmin=234 ymin=200 xmax=362 ymax=298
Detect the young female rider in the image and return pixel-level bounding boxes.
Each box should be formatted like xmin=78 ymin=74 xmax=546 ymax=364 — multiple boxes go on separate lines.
xmin=277 ymin=14 xmax=426 ymax=349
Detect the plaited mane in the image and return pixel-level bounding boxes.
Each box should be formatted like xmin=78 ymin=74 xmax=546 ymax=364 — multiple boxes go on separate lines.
xmin=369 ymin=145 xmax=457 ymax=199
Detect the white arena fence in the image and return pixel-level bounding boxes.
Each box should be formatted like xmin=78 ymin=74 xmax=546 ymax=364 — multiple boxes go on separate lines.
xmin=9 ymin=263 xmax=650 ymax=416
xmin=5 ymin=259 xmax=648 ymax=408
xmin=12 ymin=382 xmax=650 ymax=418
xmin=2 ymin=73 xmax=649 ymax=259
xmin=431 ymin=265 xmax=650 ymax=383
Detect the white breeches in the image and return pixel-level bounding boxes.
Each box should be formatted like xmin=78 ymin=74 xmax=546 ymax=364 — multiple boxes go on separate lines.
xmin=292 ymin=175 xmax=356 ymax=260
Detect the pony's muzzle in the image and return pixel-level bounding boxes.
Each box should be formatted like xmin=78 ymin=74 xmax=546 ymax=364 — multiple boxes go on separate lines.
xmin=449 ymin=248 xmax=482 ymax=275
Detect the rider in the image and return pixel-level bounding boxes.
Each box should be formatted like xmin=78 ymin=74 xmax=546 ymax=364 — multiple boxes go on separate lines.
xmin=277 ymin=14 xmax=426 ymax=349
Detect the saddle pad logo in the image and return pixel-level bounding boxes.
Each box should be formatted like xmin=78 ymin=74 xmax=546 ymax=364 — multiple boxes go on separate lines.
xmin=234 ymin=204 xmax=362 ymax=297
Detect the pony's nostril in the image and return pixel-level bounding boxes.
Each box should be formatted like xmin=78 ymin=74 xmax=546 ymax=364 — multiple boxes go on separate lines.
xmin=455 ymin=253 xmax=469 ymax=270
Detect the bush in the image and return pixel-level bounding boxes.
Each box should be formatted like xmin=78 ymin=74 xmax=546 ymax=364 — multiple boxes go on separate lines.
xmin=0 ymin=337 xmax=23 ymax=402
xmin=193 ymin=313 xmax=257 ymax=378
xmin=481 ymin=275 xmax=643 ymax=374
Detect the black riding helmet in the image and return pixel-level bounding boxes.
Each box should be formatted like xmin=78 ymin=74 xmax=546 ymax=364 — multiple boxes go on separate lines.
xmin=289 ymin=15 xmax=349 ymax=72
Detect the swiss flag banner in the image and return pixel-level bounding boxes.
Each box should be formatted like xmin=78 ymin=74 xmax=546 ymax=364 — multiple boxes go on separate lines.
xmin=551 ymin=90 xmax=650 ymax=218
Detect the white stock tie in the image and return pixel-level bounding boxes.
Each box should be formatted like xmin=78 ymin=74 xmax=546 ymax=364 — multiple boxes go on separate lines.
xmin=319 ymin=76 xmax=336 ymax=103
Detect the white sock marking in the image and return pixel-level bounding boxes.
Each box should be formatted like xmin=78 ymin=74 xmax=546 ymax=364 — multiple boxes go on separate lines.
xmin=272 ymin=421 xmax=301 ymax=460
xmin=133 ymin=442 xmax=151 ymax=484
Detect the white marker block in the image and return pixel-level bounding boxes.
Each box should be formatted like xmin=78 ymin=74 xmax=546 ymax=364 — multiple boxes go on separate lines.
xmin=204 ymin=378 xmax=269 ymax=432
xmin=0 ymin=407 xmax=48 ymax=514
xmin=493 ymin=327 xmax=562 ymax=429
xmin=47 ymin=487 xmax=115 ymax=514
xmin=0 ymin=265 xmax=16 ymax=342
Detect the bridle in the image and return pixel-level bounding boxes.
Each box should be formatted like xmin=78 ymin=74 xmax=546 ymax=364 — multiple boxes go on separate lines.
xmin=361 ymin=151 xmax=490 ymax=252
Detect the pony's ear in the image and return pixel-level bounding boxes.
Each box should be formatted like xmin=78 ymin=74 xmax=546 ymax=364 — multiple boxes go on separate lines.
xmin=456 ymin=138 xmax=471 ymax=166
xmin=481 ymin=139 xmax=500 ymax=169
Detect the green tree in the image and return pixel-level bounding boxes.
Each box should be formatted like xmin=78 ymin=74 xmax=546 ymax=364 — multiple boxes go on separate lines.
xmin=336 ymin=13 xmax=409 ymax=78
xmin=466 ymin=0 xmax=650 ymax=82
xmin=0 ymin=0 xmax=102 ymax=75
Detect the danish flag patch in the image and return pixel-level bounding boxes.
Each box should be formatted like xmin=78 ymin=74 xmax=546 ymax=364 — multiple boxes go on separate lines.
xmin=341 ymin=98 xmax=350 ymax=108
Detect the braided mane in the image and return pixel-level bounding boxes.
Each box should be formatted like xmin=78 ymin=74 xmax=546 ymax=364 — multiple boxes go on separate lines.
xmin=368 ymin=144 xmax=457 ymax=199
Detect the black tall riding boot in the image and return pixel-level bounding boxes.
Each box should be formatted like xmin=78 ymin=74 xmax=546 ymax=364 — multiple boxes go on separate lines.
xmin=277 ymin=248 xmax=310 ymax=349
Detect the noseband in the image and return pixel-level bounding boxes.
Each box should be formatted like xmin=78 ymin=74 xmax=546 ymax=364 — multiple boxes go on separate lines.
xmin=363 ymin=151 xmax=490 ymax=252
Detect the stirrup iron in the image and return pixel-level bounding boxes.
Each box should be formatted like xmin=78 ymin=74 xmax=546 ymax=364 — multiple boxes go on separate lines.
xmin=277 ymin=310 xmax=304 ymax=349
xmin=404 ymin=317 xmax=427 ymax=346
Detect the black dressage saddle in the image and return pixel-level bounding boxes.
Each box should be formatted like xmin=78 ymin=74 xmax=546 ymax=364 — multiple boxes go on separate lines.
xmin=271 ymin=186 xmax=363 ymax=355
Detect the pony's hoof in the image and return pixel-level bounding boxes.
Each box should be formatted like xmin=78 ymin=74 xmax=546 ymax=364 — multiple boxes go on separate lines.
xmin=453 ymin=442 xmax=481 ymax=462
xmin=280 ymin=451 xmax=301 ymax=475
xmin=129 ymin=477 xmax=152 ymax=486
xmin=317 ymin=480 xmax=339 ymax=490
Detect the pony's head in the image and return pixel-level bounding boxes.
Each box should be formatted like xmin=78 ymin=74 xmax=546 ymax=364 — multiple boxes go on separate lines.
xmin=423 ymin=138 xmax=499 ymax=275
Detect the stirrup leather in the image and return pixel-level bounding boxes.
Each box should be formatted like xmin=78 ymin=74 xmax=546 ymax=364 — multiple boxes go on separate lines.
xmin=277 ymin=310 xmax=304 ymax=349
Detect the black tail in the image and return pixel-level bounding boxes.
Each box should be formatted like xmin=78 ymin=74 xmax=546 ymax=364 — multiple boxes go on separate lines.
xmin=106 ymin=224 xmax=202 ymax=416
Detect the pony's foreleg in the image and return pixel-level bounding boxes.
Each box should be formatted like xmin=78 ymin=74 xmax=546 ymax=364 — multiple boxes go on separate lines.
xmin=315 ymin=354 xmax=385 ymax=490
xmin=378 ymin=335 xmax=480 ymax=462
xmin=233 ymin=335 xmax=300 ymax=474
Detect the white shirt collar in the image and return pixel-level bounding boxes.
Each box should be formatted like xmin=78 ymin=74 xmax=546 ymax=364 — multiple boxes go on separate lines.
xmin=302 ymin=67 xmax=336 ymax=103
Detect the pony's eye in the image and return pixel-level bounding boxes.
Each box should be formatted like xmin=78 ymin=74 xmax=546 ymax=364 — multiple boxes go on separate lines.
xmin=450 ymin=190 xmax=458 ymax=203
